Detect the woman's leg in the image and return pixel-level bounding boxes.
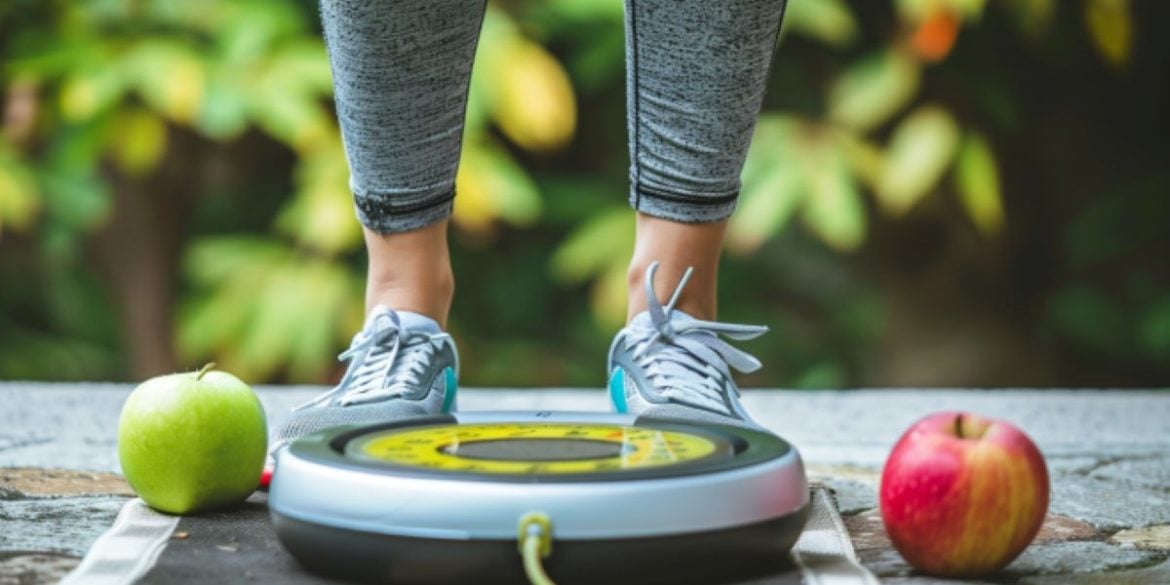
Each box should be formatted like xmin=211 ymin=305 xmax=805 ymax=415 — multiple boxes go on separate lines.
xmin=608 ymin=0 xmax=786 ymax=430
xmin=623 ymin=0 xmax=787 ymax=320
xmin=269 ymin=0 xmax=484 ymax=460
xmin=322 ymin=0 xmax=486 ymax=325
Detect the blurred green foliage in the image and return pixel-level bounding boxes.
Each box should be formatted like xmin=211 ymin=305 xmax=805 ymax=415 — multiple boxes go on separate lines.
xmin=1 ymin=0 xmax=1167 ymax=387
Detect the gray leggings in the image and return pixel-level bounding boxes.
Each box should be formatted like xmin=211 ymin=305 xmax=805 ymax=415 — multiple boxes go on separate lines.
xmin=321 ymin=0 xmax=788 ymax=233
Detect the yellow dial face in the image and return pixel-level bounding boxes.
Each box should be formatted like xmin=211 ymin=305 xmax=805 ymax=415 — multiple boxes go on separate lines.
xmin=345 ymin=423 xmax=720 ymax=474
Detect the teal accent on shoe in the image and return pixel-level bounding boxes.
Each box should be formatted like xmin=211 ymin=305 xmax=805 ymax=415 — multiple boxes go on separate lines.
xmin=609 ymin=367 xmax=628 ymax=413
xmin=441 ymin=367 xmax=458 ymax=413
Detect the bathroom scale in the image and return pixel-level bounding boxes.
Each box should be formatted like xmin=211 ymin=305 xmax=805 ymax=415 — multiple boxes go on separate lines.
xmin=268 ymin=411 xmax=810 ymax=585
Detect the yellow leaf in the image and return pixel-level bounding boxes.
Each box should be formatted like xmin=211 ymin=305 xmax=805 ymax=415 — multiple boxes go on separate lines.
xmin=493 ymin=39 xmax=577 ymax=152
xmin=897 ymin=0 xmax=986 ymax=23
xmin=727 ymin=165 xmax=805 ymax=254
xmin=451 ymin=140 xmax=544 ymax=234
xmin=551 ymin=208 xmax=634 ymax=283
xmin=276 ymin=137 xmax=362 ymax=254
xmin=1086 ymin=0 xmax=1133 ymax=67
xmin=876 ymin=105 xmax=960 ymax=215
xmin=452 ymin=146 xmax=500 ymax=235
xmin=829 ymin=49 xmax=920 ymax=131
xmin=590 ymin=261 xmax=629 ymax=331
xmin=110 ymin=109 xmax=168 ymax=177
xmin=130 ymin=41 xmax=207 ymax=124
xmin=162 ymin=57 xmax=205 ymax=124
xmin=954 ymin=133 xmax=1005 ymax=235
xmin=0 ymin=155 xmax=40 ymax=235
xmin=59 ymin=77 xmax=98 ymax=122
xmin=783 ymin=0 xmax=859 ymax=48
xmin=834 ymin=129 xmax=885 ymax=191
xmin=59 ymin=68 xmax=126 ymax=122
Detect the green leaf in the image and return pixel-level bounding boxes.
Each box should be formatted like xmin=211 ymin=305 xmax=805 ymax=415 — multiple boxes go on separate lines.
xmin=59 ymin=65 xmax=127 ymax=122
xmin=38 ymin=171 xmax=111 ymax=231
xmin=196 ymin=71 xmax=250 ymax=140
xmin=1010 ymin=0 xmax=1057 ymax=38
xmin=231 ymin=263 xmax=305 ymax=379
xmin=465 ymin=10 xmax=516 ymax=137
xmin=479 ymin=144 xmax=543 ymax=226
xmin=125 ymin=39 xmax=206 ymax=124
xmin=185 ymin=236 xmax=289 ymax=284
xmin=728 ymin=165 xmax=805 ymax=253
xmin=1140 ymin=297 xmax=1170 ymax=360
xmin=551 ymin=208 xmax=634 ymax=284
xmin=876 ymin=105 xmax=960 ymax=215
xmin=285 ymin=261 xmax=359 ymax=381
xmin=177 ymin=237 xmax=288 ymax=363
xmin=954 ymin=132 xmax=1005 ymax=235
xmin=783 ymin=0 xmax=859 ymax=48
xmin=828 ymin=49 xmax=920 ymax=131
xmin=741 ymin=115 xmax=801 ymax=186
xmin=275 ymin=142 xmax=362 ymax=254
xmin=1047 ymin=285 xmax=1132 ymax=356
xmin=215 ymin=0 xmax=307 ymax=63
xmin=801 ymin=140 xmax=866 ymax=252
xmin=543 ymin=0 xmax=625 ymax=22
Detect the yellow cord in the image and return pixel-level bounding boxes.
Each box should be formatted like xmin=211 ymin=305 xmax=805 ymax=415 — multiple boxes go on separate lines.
xmin=518 ymin=513 xmax=557 ymax=585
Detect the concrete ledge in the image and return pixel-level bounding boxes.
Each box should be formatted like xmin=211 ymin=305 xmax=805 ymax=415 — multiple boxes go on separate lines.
xmin=2 ymin=384 xmax=1168 ymax=584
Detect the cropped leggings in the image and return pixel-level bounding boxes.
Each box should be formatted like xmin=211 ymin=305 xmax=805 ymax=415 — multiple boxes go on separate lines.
xmin=321 ymin=0 xmax=788 ymax=233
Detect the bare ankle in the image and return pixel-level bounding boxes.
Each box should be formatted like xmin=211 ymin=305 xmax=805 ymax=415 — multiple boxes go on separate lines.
xmin=626 ymin=213 xmax=725 ymax=322
xmin=363 ymin=221 xmax=454 ymax=328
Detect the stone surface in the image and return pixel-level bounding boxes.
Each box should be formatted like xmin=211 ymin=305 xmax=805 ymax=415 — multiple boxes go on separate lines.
xmin=822 ymin=478 xmax=878 ymax=516
xmin=807 ymin=463 xmax=880 ymax=516
xmin=881 ymin=578 xmax=1002 ymax=585
xmin=1033 ymin=514 xmax=1100 ymax=543
xmin=0 ymin=553 xmax=79 ymax=585
xmin=843 ymin=509 xmax=890 ymax=552
xmin=0 ymin=468 xmax=132 ymax=498
xmin=864 ymin=541 xmax=1161 ymax=580
xmin=1019 ymin=559 xmax=1170 ymax=585
xmin=3 ymin=384 xmax=1169 ymax=472
xmin=1049 ymin=473 xmax=1170 ymax=530
xmin=1005 ymin=541 xmax=1161 ymax=575
xmin=1111 ymin=525 xmax=1170 ymax=550
xmin=1091 ymin=457 xmax=1170 ymax=490
xmin=0 ymin=496 xmax=128 ymax=556
xmin=1046 ymin=456 xmax=1105 ymax=475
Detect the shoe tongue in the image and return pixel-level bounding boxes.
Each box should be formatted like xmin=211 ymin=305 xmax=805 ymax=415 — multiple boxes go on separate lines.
xmin=366 ymin=306 xmax=442 ymax=334
xmin=628 ymin=308 xmax=699 ymax=331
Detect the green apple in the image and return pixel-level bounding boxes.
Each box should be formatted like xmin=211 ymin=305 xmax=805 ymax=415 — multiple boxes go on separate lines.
xmin=118 ymin=363 xmax=267 ymax=514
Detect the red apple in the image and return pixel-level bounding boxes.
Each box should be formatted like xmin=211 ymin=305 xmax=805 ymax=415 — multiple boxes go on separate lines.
xmin=879 ymin=411 xmax=1049 ymax=577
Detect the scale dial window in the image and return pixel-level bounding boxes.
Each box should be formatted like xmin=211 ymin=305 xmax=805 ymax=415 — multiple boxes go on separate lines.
xmin=344 ymin=423 xmax=727 ymax=475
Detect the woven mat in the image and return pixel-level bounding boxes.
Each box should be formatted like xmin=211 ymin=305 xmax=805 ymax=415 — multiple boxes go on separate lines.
xmin=62 ymin=488 xmax=877 ymax=585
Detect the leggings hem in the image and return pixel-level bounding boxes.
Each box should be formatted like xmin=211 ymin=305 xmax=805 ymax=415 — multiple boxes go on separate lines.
xmin=354 ymin=190 xmax=455 ymax=234
xmin=630 ymin=186 xmax=738 ymax=223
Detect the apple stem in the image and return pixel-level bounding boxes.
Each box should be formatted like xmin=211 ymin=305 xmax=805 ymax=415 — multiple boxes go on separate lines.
xmin=195 ymin=362 xmax=216 ymax=381
xmin=955 ymin=414 xmax=964 ymax=438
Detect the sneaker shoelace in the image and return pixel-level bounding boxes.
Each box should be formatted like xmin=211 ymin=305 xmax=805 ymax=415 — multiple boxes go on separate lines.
xmin=623 ymin=262 xmax=767 ymax=415
xmin=296 ymin=309 xmax=451 ymax=410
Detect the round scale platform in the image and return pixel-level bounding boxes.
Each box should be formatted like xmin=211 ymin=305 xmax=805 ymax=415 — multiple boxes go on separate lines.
xmin=269 ymin=411 xmax=809 ymax=585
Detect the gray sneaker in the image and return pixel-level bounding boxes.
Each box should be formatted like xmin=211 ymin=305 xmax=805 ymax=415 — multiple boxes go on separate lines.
xmin=271 ymin=306 xmax=458 ymax=455
xmin=607 ymin=262 xmax=769 ymax=431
